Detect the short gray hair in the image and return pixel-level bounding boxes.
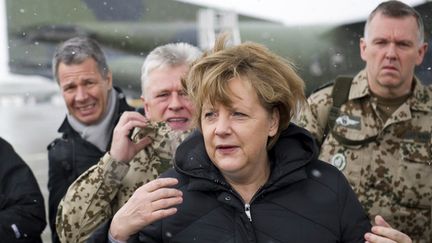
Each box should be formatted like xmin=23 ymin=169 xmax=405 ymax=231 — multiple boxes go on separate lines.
xmin=141 ymin=43 xmax=202 ymax=97
xmin=52 ymin=36 xmax=110 ymax=82
xmin=364 ymin=0 xmax=424 ymax=43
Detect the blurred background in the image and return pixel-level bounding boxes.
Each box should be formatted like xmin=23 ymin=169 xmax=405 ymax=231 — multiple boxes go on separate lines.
xmin=0 ymin=0 xmax=431 ymax=241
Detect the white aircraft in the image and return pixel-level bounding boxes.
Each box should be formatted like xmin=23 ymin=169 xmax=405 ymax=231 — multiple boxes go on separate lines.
xmin=0 ymin=0 xmax=58 ymax=105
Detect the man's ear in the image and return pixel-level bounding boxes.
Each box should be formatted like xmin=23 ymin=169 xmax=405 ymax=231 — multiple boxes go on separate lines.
xmin=359 ymin=38 xmax=368 ymax=62
xmin=106 ymin=71 xmax=113 ymax=89
xmin=141 ymin=95 xmax=151 ymax=119
xmin=416 ymin=42 xmax=428 ymax=65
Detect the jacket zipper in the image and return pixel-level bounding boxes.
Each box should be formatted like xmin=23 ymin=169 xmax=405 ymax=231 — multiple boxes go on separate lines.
xmin=211 ymin=179 xmax=263 ymax=223
xmin=243 ymin=184 xmax=268 ymax=222
xmin=244 ymin=203 xmax=252 ymax=221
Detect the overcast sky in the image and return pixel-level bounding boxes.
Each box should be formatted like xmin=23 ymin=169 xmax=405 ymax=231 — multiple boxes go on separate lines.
xmin=178 ymin=0 xmax=425 ymax=25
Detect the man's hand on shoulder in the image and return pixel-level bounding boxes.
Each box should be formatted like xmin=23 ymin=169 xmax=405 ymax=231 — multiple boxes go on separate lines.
xmin=109 ymin=178 xmax=183 ymax=241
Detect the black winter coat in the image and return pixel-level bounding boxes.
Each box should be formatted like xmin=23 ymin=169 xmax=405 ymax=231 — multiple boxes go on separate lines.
xmin=47 ymin=87 xmax=133 ymax=243
xmin=90 ymin=124 xmax=371 ymax=243
xmin=0 ymin=137 xmax=46 ymax=243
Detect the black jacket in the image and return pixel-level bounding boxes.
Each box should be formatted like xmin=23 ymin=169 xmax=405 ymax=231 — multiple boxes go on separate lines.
xmin=47 ymin=87 xmax=133 ymax=243
xmin=0 ymin=137 xmax=46 ymax=243
xmin=90 ymin=124 xmax=371 ymax=243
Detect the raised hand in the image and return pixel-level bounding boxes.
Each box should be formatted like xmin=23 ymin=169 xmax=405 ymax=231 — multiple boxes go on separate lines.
xmin=110 ymin=111 xmax=153 ymax=163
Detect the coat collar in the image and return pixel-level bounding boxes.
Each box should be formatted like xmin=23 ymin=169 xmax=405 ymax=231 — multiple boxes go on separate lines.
xmin=174 ymin=123 xmax=319 ymax=192
xmin=349 ymin=69 xmax=432 ymax=112
xmin=58 ymin=86 xmax=132 ymax=134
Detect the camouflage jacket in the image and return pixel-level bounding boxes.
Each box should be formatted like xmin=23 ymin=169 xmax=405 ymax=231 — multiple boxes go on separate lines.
xmin=56 ymin=122 xmax=190 ymax=243
xmin=297 ymin=70 xmax=432 ymax=242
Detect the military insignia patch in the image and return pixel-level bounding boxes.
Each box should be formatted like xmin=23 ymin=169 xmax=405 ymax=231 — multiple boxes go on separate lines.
xmin=335 ymin=115 xmax=361 ymax=129
xmin=330 ymin=153 xmax=347 ymax=171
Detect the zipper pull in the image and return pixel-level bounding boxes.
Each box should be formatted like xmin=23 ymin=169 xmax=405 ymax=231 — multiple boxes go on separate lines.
xmin=244 ymin=203 xmax=252 ymax=221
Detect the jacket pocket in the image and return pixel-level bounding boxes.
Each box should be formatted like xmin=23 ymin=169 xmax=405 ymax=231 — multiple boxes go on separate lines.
xmin=396 ymin=141 xmax=432 ymax=208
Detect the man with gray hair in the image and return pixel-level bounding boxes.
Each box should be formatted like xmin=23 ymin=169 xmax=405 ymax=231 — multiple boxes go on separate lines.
xmin=56 ymin=42 xmax=202 ymax=243
xmin=297 ymin=1 xmax=430 ymax=242
xmin=47 ymin=36 xmax=134 ymax=243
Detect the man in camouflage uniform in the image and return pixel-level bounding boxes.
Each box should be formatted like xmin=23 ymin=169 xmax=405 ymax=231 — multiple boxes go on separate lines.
xmin=297 ymin=1 xmax=431 ymax=242
xmin=56 ymin=43 xmax=202 ymax=243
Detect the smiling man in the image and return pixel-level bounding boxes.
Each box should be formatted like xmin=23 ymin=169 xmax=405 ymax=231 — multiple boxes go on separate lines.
xmin=140 ymin=54 xmax=194 ymax=131
xmin=55 ymin=42 xmax=202 ymax=243
xmin=47 ymin=37 xmax=134 ymax=243
xmin=297 ymin=1 xmax=431 ymax=242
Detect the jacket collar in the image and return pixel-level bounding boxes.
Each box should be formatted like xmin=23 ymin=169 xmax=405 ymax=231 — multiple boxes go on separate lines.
xmin=408 ymin=79 xmax=432 ymax=112
xmin=349 ymin=69 xmax=371 ymax=100
xmin=349 ymin=69 xmax=432 ymax=112
xmin=57 ymin=86 xmax=133 ymax=144
xmin=174 ymin=123 xmax=319 ymax=191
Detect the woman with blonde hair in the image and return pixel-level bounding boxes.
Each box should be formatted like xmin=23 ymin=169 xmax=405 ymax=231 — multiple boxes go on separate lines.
xmin=91 ymin=37 xmax=371 ymax=242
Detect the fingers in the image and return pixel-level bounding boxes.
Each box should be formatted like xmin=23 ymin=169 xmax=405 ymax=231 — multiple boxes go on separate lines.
xmin=150 ymin=207 xmax=178 ymax=222
xmin=149 ymin=189 xmax=183 ymax=210
xmin=374 ymin=215 xmax=392 ymax=228
xmin=364 ymin=215 xmax=412 ymax=243
xmin=147 ymin=194 xmax=183 ymax=223
xmin=135 ymin=136 xmax=153 ymax=151
xmin=114 ymin=112 xmax=149 ymax=138
xmin=132 ymin=186 xmax=182 ymax=206
xmin=131 ymin=178 xmax=182 ymax=207
xmin=143 ymin=179 xmax=183 ymax=221
xmin=110 ymin=178 xmax=183 ymax=239
xmin=369 ymin=226 xmax=411 ymax=243
xmin=143 ymin=178 xmax=180 ymax=193
xmin=364 ymin=232 xmax=395 ymax=243
xmin=110 ymin=112 xmax=151 ymax=162
xmin=117 ymin=111 xmax=148 ymax=126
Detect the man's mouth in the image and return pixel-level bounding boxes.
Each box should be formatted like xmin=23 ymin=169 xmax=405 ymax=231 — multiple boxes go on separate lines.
xmin=382 ymin=65 xmax=398 ymax=71
xmin=166 ymin=117 xmax=190 ymax=130
xmin=76 ymin=103 xmax=96 ymax=115
xmin=167 ymin=117 xmax=189 ymax=123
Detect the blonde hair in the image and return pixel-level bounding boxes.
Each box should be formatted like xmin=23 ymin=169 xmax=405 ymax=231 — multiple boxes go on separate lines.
xmin=184 ymin=35 xmax=306 ymax=149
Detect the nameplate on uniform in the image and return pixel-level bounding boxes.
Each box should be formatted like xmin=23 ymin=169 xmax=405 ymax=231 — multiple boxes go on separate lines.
xmin=403 ymin=131 xmax=431 ymax=143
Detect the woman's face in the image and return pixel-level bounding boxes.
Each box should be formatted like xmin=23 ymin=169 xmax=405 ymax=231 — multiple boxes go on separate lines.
xmin=201 ymin=77 xmax=279 ymax=182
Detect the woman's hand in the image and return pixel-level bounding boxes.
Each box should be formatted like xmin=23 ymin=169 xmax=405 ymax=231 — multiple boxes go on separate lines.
xmin=109 ymin=178 xmax=183 ymax=241
xmin=364 ymin=215 xmax=412 ymax=243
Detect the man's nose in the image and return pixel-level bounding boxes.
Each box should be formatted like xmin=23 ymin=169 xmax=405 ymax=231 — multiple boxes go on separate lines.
xmin=168 ymin=93 xmax=184 ymax=111
xmin=385 ymin=43 xmax=397 ymax=60
xmin=75 ymin=86 xmax=88 ymax=101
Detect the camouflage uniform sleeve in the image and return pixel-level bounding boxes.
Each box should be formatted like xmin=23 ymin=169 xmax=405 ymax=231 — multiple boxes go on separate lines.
xmin=132 ymin=122 xmax=187 ymax=174
xmin=56 ymin=153 xmax=130 ymax=243
xmin=56 ymin=122 xmax=190 ymax=243
xmin=296 ymin=86 xmax=333 ymax=145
